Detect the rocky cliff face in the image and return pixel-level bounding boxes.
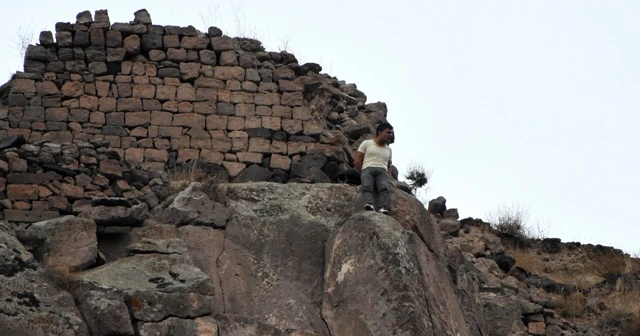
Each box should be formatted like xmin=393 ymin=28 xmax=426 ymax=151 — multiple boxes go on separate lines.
xmin=1 ymin=182 xmax=482 ymax=336
xmin=0 ymin=7 xmax=634 ymax=336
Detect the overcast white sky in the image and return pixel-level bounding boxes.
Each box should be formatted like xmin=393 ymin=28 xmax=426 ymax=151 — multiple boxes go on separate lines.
xmin=1 ymin=1 xmax=639 ymax=254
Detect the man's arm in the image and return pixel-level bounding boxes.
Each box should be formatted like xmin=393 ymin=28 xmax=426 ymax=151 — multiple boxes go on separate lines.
xmin=387 ymin=159 xmax=393 ymax=177
xmin=354 ymin=151 xmax=364 ymax=172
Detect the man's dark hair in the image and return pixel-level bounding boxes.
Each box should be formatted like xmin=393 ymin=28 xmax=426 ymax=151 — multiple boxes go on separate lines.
xmin=376 ymin=122 xmax=393 ymax=135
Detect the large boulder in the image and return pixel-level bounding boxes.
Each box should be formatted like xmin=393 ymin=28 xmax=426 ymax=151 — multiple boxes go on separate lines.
xmin=480 ymin=292 xmax=526 ymax=336
xmin=75 ymin=290 xmax=134 ymax=336
xmin=68 ymin=253 xmax=216 ymax=323
xmin=157 ymin=183 xmax=229 ymax=228
xmin=0 ymin=223 xmax=89 ymax=336
xmin=212 ymin=182 xmax=358 ymax=335
xmin=17 ymin=216 xmax=97 ymax=272
xmin=322 ymin=212 xmax=471 ymax=336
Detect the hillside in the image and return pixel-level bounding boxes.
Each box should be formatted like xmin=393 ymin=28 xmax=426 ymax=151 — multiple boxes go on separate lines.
xmin=1 ymin=8 xmax=638 ymax=336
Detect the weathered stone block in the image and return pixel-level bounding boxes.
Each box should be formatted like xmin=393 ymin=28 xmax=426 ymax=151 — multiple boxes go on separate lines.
xmin=170 ymin=136 xmax=190 ymax=150
xmin=177 ymin=83 xmax=196 ymax=101
xmin=222 ymin=161 xmax=246 ymax=177
xmin=303 ymin=120 xmax=324 ymax=135
xmin=36 ymin=81 xmax=60 ymax=95
xmin=270 ymin=154 xmax=292 ymax=170
xmin=248 ymin=138 xmax=271 ymax=153
xmin=193 ymin=101 xmax=216 ymax=115
xmin=173 ymin=113 xmax=205 ymax=128
xmin=199 ymin=50 xmax=217 ymax=65
xmin=61 ymin=81 xmax=84 ymax=97
xmin=181 ymin=36 xmax=210 ymax=49
xmin=125 ymin=111 xmax=151 ymax=126
xmin=216 ymin=103 xmax=235 ymax=116
xmin=273 ymin=67 xmax=295 ymax=81
xmin=214 ymin=66 xmax=245 ymax=81
xmin=262 ymin=116 xmax=281 ymax=131
xmin=273 ymin=105 xmax=292 ymax=118
xmin=167 ymin=48 xmax=187 ymax=62
xmin=151 ymin=111 xmax=173 ymax=126
xmin=270 ymin=140 xmax=287 ymax=155
xmin=180 ymin=63 xmax=201 ymax=81
xmin=255 ymin=92 xmax=280 ymax=106
xmin=69 ymin=109 xmax=90 ymax=122
xmin=158 ymin=126 xmax=183 ymax=138
xmin=7 ymin=184 xmax=39 ymax=200
xmin=282 ymin=119 xmax=303 ymax=135
xmin=195 ymin=77 xmax=225 ymax=89
xmin=206 ymin=115 xmax=227 ymax=130
xmin=60 ymin=183 xmax=84 ymax=199
xmin=106 ymin=30 xmax=123 ymax=47
xmin=144 ymin=149 xmax=169 ymax=162
xmin=227 ymin=117 xmax=245 ymax=131
xmin=200 ymin=149 xmax=224 ymax=165
xmin=132 ymin=84 xmax=156 ymax=99
xmin=164 ymin=35 xmax=180 ymax=48
xmin=237 ymin=152 xmax=263 ymax=164
xmin=156 ymin=86 xmax=177 ymax=100
xmin=117 ymin=98 xmax=142 ymax=112
xmin=177 ymin=149 xmax=200 ymax=163
xmin=211 ymin=137 xmax=232 ymax=152
xmin=99 ymin=97 xmax=117 ymax=112
xmin=231 ymin=92 xmax=254 ymax=104
xmin=211 ymin=36 xmax=234 ymax=51
xmin=281 ymin=92 xmax=304 ymax=106
xmin=279 ymin=80 xmax=304 ymax=92
xmin=219 ymin=50 xmax=238 ymax=66
xmin=288 ymin=142 xmax=307 ymax=155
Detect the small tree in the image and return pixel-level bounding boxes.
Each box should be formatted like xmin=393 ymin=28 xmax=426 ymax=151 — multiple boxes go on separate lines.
xmin=404 ymin=162 xmax=431 ymax=195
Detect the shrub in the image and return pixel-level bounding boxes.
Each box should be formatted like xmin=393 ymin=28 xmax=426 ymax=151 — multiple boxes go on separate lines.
xmin=485 ymin=202 xmax=531 ymax=238
xmin=404 ymin=162 xmax=431 ymax=195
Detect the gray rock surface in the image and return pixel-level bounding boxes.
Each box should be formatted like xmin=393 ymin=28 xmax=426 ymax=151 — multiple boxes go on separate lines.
xmin=137 ymin=316 xmax=218 ymax=336
xmin=79 ymin=203 xmax=149 ymax=226
xmin=17 ymin=215 xmax=97 ymax=272
xmin=76 ymin=290 xmax=134 ymax=336
xmin=0 ymin=223 xmax=89 ymax=336
xmin=68 ymin=253 xmax=215 ymax=322
xmin=323 ymin=212 xmax=471 ymax=336
xmin=158 ymin=183 xmax=229 ymax=228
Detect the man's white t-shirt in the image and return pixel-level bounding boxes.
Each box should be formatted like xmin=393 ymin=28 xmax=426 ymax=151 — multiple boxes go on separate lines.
xmin=357 ymin=139 xmax=392 ymax=171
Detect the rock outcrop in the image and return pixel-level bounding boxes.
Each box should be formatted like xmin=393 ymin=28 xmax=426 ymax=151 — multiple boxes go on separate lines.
xmin=1 ymin=181 xmax=488 ymax=336
xmin=0 ymin=7 xmax=633 ymax=336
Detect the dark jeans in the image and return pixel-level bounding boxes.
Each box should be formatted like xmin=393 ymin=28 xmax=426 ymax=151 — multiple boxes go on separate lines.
xmin=361 ymin=167 xmax=390 ymax=209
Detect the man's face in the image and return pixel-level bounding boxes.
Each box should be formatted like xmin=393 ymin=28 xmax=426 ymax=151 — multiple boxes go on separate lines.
xmin=380 ymin=128 xmax=394 ymax=144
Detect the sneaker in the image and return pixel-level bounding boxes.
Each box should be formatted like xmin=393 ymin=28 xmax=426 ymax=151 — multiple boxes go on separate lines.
xmin=378 ymin=208 xmax=390 ymax=215
xmin=364 ymin=204 xmax=375 ymax=211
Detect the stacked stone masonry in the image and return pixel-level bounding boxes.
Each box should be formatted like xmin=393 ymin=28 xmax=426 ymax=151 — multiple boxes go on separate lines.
xmin=0 ymin=9 xmax=390 ymax=222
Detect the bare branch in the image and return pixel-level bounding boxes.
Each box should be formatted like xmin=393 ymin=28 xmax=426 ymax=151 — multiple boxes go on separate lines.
xmin=9 ymin=22 xmax=36 ymax=59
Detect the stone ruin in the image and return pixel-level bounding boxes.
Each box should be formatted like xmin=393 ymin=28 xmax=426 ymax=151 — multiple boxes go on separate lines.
xmin=0 ymin=8 xmax=389 ymax=223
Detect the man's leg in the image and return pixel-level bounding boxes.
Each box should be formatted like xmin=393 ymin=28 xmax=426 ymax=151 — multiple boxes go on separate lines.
xmin=360 ymin=168 xmax=375 ymax=210
xmin=375 ymin=168 xmax=391 ymax=214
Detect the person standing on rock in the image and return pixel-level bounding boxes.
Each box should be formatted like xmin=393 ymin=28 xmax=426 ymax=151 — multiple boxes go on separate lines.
xmin=354 ymin=122 xmax=394 ymax=215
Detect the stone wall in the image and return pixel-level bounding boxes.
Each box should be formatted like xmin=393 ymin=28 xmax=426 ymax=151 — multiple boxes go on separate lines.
xmin=0 ymin=9 xmax=389 ymax=222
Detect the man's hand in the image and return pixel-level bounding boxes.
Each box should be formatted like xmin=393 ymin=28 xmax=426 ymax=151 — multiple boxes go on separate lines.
xmin=354 ymin=151 xmax=364 ymax=172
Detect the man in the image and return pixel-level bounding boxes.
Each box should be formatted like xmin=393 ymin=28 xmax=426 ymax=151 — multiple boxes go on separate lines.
xmin=354 ymin=122 xmax=394 ymax=215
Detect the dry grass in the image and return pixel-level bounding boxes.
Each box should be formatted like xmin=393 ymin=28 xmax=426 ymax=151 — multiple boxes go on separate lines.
xmin=555 ymin=292 xmax=587 ymax=318
xmin=166 ymin=161 xmax=227 ymax=198
xmin=508 ymin=245 xmax=640 ymax=333
xmin=485 ymin=202 xmax=532 ymax=239
xmin=507 ymin=247 xmax=544 ymax=275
